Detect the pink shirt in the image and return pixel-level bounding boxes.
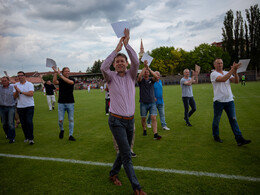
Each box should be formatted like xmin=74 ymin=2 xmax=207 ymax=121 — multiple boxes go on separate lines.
xmin=101 ymin=44 xmax=139 ymax=117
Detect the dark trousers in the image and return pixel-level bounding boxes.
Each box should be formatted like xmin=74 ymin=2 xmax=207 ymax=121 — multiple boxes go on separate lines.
xmin=17 ymin=106 xmax=34 ymax=140
xmin=105 ymin=99 xmax=110 ymax=114
xmin=108 ymin=115 xmax=141 ymax=191
xmin=182 ymin=96 xmax=196 ymax=123
xmin=0 ymin=106 xmax=16 ymax=140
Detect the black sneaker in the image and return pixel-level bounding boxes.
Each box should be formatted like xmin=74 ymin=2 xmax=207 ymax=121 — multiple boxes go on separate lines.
xmin=29 ymin=140 xmax=34 ymax=145
xmin=69 ymin=136 xmax=76 ymax=141
xmin=186 ymin=122 xmax=192 ymax=127
xmin=237 ymin=138 xmax=251 ymax=146
xmin=143 ymin=130 xmax=147 ymax=136
xmin=154 ymin=133 xmax=162 ymax=140
xmin=131 ymin=152 xmax=137 ymax=158
xmin=52 ymin=107 xmax=55 ymax=110
xmin=59 ymin=130 xmax=64 ymax=139
xmin=9 ymin=139 xmax=15 ymax=144
xmin=214 ymin=136 xmax=223 ymax=143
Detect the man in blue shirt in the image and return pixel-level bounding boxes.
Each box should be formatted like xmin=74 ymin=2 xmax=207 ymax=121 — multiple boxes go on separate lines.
xmin=147 ymin=71 xmax=170 ymax=130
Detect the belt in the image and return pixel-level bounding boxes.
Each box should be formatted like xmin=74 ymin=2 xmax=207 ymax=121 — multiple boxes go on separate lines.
xmin=110 ymin=113 xmax=134 ymax=120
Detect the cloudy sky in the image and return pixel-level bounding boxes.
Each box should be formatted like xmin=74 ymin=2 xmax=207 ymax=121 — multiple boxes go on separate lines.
xmin=0 ymin=0 xmax=258 ymax=76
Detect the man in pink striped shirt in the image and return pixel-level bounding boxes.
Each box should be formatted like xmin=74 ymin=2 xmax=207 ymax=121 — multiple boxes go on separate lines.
xmin=101 ymin=29 xmax=146 ymax=195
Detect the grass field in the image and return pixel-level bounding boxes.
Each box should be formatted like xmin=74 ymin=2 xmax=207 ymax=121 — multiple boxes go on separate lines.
xmin=0 ymin=81 xmax=260 ymax=194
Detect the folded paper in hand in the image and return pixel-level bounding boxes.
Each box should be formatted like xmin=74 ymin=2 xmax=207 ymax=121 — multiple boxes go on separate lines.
xmin=141 ymin=53 xmax=154 ymax=66
xmin=46 ymin=58 xmax=57 ymax=69
xmin=111 ymin=21 xmax=130 ymax=38
xmin=237 ymin=59 xmax=250 ymax=73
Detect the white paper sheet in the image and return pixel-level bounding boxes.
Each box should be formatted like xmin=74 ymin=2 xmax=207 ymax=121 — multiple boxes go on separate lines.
xmin=111 ymin=21 xmax=130 ymax=38
xmin=46 ymin=58 xmax=57 ymax=68
xmin=141 ymin=53 xmax=154 ymax=66
xmin=237 ymin=59 xmax=250 ymax=73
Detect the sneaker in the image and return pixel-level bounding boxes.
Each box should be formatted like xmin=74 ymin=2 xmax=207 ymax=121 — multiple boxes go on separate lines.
xmin=147 ymin=124 xmax=152 ymax=128
xmin=9 ymin=139 xmax=15 ymax=144
xmin=214 ymin=136 xmax=223 ymax=143
xmin=24 ymin=139 xmax=29 ymax=143
xmin=163 ymin=126 xmax=170 ymax=130
xmin=69 ymin=136 xmax=76 ymax=141
xmin=143 ymin=130 xmax=147 ymax=136
xmin=29 ymin=140 xmax=34 ymax=145
xmin=237 ymin=138 xmax=251 ymax=146
xmin=186 ymin=122 xmax=192 ymax=127
xmin=154 ymin=133 xmax=162 ymax=140
xmin=52 ymin=107 xmax=55 ymax=110
xmin=106 ymin=113 xmax=109 ymax=115
xmin=59 ymin=130 xmax=64 ymax=139
xmin=131 ymin=152 xmax=137 ymax=158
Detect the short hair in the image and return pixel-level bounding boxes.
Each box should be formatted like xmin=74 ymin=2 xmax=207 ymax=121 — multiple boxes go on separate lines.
xmin=62 ymin=67 xmax=70 ymax=73
xmin=113 ymin=53 xmax=128 ymax=63
xmin=2 ymin=76 xmax=9 ymax=81
xmin=183 ymin=69 xmax=189 ymax=74
xmin=214 ymin=58 xmax=222 ymax=65
xmin=17 ymin=71 xmax=25 ymax=75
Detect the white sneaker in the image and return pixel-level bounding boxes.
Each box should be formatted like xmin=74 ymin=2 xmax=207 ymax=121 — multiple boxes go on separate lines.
xmin=163 ymin=126 xmax=170 ymax=130
xmin=147 ymin=124 xmax=152 ymax=128
xmin=24 ymin=139 xmax=29 ymax=142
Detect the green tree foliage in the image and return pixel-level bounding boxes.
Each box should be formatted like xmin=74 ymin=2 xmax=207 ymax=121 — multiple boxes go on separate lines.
xmin=42 ymin=74 xmax=54 ymax=82
xmin=246 ymin=4 xmax=260 ymax=69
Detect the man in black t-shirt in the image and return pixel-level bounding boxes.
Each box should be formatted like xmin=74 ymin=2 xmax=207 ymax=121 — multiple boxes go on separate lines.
xmin=137 ymin=61 xmax=162 ymax=140
xmin=41 ymin=76 xmax=57 ymax=111
xmin=52 ymin=66 xmax=76 ymax=141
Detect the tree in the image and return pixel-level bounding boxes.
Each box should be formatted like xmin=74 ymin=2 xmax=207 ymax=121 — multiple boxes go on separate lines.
xmin=222 ymin=9 xmax=235 ymax=64
xmin=246 ymin=4 xmax=260 ymax=69
xmin=91 ymin=60 xmax=103 ymax=73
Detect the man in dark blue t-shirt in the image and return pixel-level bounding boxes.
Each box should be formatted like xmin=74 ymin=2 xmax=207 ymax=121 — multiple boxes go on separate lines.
xmin=53 ymin=66 xmax=76 ymax=141
xmin=137 ymin=60 xmax=161 ymax=140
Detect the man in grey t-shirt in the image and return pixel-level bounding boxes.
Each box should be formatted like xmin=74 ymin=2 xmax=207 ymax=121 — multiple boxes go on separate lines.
xmin=180 ymin=69 xmax=198 ymax=126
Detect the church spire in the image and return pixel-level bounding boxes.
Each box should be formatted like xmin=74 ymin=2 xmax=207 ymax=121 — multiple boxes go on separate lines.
xmin=139 ymin=39 xmax=144 ymax=59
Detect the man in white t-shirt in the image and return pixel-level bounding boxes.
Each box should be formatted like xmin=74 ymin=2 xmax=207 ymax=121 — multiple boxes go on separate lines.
xmin=210 ymin=58 xmax=251 ymax=146
xmin=13 ymin=71 xmax=35 ymax=145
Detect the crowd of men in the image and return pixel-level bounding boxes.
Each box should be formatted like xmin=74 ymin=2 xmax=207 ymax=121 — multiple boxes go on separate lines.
xmin=0 ymin=29 xmax=251 ymax=195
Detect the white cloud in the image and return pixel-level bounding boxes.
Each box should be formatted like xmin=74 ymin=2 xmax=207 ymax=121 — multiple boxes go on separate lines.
xmin=0 ymin=0 xmax=258 ymax=76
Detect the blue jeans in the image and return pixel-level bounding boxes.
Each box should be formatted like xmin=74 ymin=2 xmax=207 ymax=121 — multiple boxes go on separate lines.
xmin=17 ymin=106 xmax=34 ymax=140
xmin=108 ymin=115 xmax=141 ymax=191
xmin=0 ymin=106 xmax=16 ymax=140
xmin=140 ymin=102 xmax=157 ymax=117
xmin=212 ymin=101 xmax=242 ymax=140
xmin=58 ymin=103 xmax=74 ymax=136
xmin=147 ymin=104 xmax=167 ymax=127
xmin=182 ymin=97 xmax=196 ymax=123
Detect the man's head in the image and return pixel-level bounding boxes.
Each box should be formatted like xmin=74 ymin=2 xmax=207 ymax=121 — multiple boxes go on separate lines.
xmin=46 ymin=80 xmax=52 ymax=85
xmin=213 ymin=58 xmax=223 ymax=71
xmin=17 ymin=71 xmax=26 ymax=83
xmin=143 ymin=69 xmax=150 ymax=79
xmin=183 ymin=69 xmax=190 ymax=77
xmin=113 ymin=53 xmax=128 ymax=74
xmin=62 ymin=67 xmax=70 ymax=78
xmin=1 ymin=76 xmax=9 ymax=87
xmin=155 ymin=71 xmax=160 ymax=81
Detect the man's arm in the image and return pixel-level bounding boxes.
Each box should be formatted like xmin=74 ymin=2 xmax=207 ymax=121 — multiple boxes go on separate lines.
xmin=216 ymin=62 xmax=240 ymax=83
xmin=137 ymin=68 xmax=146 ymax=82
xmin=148 ymin=67 xmax=159 ymax=82
xmin=101 ymin=38 xmax=124 ymax=82
xmin=123 ymin=29 xmax=140 ymax=79
xmin=52 ymin=66 xmax=59 ymax=85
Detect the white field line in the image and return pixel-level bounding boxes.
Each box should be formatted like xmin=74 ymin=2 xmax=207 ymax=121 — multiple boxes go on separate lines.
xmin=1 ymin=153 xmax=260 ymax=182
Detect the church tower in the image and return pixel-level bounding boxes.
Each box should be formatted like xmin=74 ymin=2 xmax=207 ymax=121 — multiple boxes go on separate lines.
xmin=139 ymin=39 xmax=144 ymax=60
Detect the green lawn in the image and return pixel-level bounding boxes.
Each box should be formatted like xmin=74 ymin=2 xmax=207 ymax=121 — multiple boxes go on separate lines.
xmin=0 ymin=82 xmax=260 ymax=194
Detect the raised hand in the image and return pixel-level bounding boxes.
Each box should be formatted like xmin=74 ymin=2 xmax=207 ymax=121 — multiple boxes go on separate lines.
xmin=144 ymin=60 xmax=148 ymax=69
xmin=115 ymin=37 xmax=124 ymax=52
xmin=123 ymin=28 xmax=130 ymax=46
